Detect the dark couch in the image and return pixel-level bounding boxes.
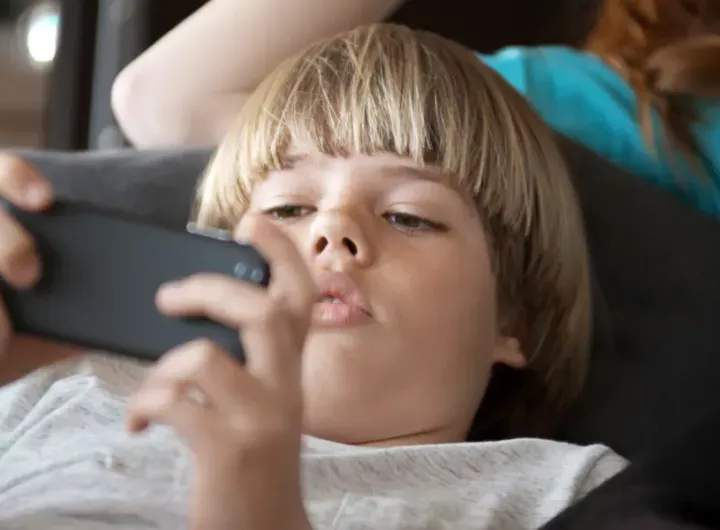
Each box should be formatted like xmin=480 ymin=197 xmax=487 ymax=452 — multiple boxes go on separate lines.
xmin=389 ymin=0 xmax=602 ymax=52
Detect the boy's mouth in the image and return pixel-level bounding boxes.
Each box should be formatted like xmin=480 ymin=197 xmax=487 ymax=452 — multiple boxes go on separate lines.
xmin=321 ymin=296 xmax=346 ymax=304
xmin=316 ymin=289 xmax=372 ymax=316
xmin=313 ymin=298 xmax=373 ymax=327
xmin=313 ymin=272 xmax=373 ymax=327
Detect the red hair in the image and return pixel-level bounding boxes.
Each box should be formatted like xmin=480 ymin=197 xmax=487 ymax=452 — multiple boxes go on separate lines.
xmin=585 ymin=0 xmax=720 ymax=176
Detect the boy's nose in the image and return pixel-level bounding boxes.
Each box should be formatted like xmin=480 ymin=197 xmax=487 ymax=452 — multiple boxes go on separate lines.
xmin=314 ymin=234 xmax=358 ymax=256
xmin=310 ymin=212 xmax=371 ymax=266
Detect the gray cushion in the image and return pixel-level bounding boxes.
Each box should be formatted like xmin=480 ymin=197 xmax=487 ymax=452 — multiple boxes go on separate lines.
xmin=15 ymin=148 xmax=210 ymax=229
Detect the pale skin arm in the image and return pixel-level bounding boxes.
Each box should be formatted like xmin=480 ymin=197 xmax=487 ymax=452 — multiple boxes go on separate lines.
xmin=111 ymin=0 xmax=406 ymax=148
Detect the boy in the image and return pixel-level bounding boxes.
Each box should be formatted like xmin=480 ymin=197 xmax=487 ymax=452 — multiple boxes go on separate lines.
xmin=0 ymin=24 xmax=626 ymax=529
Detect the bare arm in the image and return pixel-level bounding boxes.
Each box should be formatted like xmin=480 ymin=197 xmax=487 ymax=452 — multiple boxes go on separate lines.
xmin=111 ymin=0 xmax=405 ymax=148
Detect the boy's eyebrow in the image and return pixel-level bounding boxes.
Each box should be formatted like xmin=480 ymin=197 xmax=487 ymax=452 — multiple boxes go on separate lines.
xmin=378 ymin=164 xmax=446 ymax=184
xmin=281 ymin=153 xmax=307 ymax=165
xmin=276 ymin=153 xmax=448 ymax=184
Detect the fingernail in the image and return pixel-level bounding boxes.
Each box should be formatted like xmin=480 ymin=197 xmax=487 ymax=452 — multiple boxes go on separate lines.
xmin=157 ymin=281 xmax=181 ymax=299
xmin=25 ymin=183 xmax=49 ymax=208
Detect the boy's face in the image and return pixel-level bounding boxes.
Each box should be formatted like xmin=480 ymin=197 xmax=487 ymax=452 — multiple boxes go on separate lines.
xmin=248 ymin=144 xmax=525 ymax=445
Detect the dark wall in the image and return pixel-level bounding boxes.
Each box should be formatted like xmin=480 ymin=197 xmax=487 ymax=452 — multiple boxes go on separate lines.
xmin=391 ymin=0 xmax=545 ymax=52
xmin=390 ymin=0 xmax=602 ymax=52
xmin=45 ymin=0 xmax=98 ymax=150
xmin=143 ymin=0 xmax=604 ymax=55
xmin=146 ymin=0 xmax=206 ymax=43
xmin=0 ymin=0 xmax=24 ymax=20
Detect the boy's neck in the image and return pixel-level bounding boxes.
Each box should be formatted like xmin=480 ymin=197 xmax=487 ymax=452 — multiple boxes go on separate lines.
xmin=322 ymin=420 xmax=470 ymax=448
xmin=357 ymin=427 xmax=469 ymax=447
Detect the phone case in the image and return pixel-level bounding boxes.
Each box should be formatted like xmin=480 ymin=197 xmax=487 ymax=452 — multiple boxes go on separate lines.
xmin=0 ymin=200 xmax=271 ymax=363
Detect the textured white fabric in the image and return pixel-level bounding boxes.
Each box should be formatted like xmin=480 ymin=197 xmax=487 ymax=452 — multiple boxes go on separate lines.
xmin=0 ymin=354 xmax=627 ymax=529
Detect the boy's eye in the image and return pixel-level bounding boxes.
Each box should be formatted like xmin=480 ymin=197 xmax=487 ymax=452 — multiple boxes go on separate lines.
xmin=263 ymin=205 xmax=315 ymax=220
xmin=383 ymin=212 xmax=445 ymax=233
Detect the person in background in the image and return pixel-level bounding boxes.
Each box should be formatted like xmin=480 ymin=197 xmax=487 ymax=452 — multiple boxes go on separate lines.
xmin=113 ymin=0 xmax=720 ymax=216
xmin=480 ymin=0 xmax=720 ymax=216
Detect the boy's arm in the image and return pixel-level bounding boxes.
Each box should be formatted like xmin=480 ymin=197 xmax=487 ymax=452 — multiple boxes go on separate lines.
xmin=112 ymin=0 xmax=406 ymax=148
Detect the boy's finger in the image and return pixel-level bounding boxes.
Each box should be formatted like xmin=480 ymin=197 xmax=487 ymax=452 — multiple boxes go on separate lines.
xmin=0 ymin=155 xmax=53 ymax=210
xmin=125 ymin=380 xmax=218 ymax=446
xmin=0 ymin=301 xmax=10 ymax=358
xmin=138 ymin=338 xmax=265 ymax=413
xmin=0 ymin=207 xmax=41 ymax=288
xmin=239 ymin=318 xmax=301 ymax=393
xmin=156 ymin=275 xmax=302 ymax=390
xmin=156 ymin=273 xmax=267 ymax=328
xmin=239 ymin=215 xmax=318 ymax=317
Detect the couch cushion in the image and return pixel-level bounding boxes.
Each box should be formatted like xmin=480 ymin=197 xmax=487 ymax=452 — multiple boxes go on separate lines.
xmin=16 ymin=148 xmax=209 ymax=229
xmin=553 ymin=136 xmax=720 ymax=457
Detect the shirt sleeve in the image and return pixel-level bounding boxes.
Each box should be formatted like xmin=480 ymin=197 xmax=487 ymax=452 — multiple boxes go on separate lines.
xmin=576 ymin=448 xmax=629 ymax=499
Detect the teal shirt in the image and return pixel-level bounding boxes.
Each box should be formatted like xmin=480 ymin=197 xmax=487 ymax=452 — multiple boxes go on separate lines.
xmin=480 ymin=46 xmax=720 ymax=216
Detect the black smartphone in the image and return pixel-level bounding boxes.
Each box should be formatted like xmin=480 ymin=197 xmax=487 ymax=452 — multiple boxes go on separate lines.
xmin=0 ymin=200 xmax=271 ymax=363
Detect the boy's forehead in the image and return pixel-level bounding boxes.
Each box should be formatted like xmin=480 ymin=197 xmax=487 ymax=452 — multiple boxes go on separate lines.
xmin=282 ymin=140 xmax=449 ymax=184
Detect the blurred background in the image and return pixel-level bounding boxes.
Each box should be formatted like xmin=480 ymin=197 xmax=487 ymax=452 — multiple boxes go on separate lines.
xmin=0 ymin=0 xmax=56 ymax=147
xmin=0 ymin=0 xmax=594 ymax=152
xmin=0 ymin=0 xmax=206 ymax=151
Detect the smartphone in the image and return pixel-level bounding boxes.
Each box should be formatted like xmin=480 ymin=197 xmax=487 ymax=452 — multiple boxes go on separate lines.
xmin=0 ymin=200 xmax=271 ymax=363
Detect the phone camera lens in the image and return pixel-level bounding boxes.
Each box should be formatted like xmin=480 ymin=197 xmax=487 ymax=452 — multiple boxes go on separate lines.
xmin=234 ymin=262 xmax=248 ymax=278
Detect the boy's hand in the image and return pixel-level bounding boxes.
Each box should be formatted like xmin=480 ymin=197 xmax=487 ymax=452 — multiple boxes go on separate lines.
xmin=126 ymin=214 xmax=317 ymax=530
xmin=0 ymin=155 xmax=52 ymax=350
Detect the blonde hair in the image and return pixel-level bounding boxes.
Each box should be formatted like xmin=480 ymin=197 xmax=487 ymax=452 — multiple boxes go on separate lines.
xmin=194 ymin=24 xmax=591 ymax=439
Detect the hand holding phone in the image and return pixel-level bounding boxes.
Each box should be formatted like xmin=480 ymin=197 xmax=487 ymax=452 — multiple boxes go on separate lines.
xmin=0 ymin=171 xmax=270 ymax=363
xmin=0 ymin=156 xmax=57 ymax=360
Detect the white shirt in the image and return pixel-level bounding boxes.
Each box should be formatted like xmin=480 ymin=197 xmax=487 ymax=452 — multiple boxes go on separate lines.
xmin=0 ymin=353 xmax=627 ymax=529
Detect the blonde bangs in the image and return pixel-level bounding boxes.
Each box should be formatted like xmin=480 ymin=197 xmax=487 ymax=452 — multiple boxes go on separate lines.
xmin=194 ymin=25 xmax=538 ymax=235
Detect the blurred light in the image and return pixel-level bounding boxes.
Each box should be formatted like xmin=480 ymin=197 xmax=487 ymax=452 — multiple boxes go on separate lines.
xmin=21 ymin=3 xmax=61 ymax=69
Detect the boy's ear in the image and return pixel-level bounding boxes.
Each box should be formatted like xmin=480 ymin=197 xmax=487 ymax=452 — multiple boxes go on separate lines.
xmin=493 ymin=336 xmax=526 ymax=369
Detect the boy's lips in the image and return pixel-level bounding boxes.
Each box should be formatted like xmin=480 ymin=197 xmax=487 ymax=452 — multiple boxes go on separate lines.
xmin=313 ymin=272 xmax=373 ymax=327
